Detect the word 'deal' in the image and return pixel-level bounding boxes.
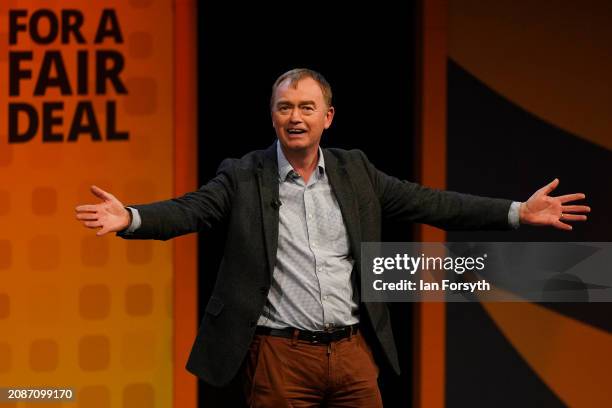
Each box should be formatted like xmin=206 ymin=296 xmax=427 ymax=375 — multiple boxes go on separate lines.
xmin=7 ymin=9 xmax=129 ymax=143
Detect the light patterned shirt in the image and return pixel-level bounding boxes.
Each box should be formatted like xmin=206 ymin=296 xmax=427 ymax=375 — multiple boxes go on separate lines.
xmin=256 ymin=141 xmax=360 ymax=330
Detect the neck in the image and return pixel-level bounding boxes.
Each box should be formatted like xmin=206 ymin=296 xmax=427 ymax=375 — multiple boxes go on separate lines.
xmin=281 ymin=143 xmax=319 ymax=183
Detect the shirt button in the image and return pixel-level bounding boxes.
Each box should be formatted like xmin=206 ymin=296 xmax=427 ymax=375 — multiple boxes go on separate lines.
xmin=308 ymin=214 xmax=312 ymax=219
xmin=323 ymin=295 xmax=328 ymax=300
xmin=317 ymin=267 xmax=322 ymax=272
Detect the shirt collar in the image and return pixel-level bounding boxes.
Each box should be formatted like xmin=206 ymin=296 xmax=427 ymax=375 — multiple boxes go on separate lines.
xmin=276 ymin=140 xmax=325 ymax=181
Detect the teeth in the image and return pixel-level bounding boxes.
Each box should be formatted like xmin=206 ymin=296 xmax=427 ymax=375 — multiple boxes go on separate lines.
xmin=288 ymin=129 xmax=305 ymax=133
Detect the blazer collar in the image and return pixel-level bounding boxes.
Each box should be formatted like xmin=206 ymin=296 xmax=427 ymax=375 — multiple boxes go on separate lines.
xmin=257 ymin=143 xmax=362 ymax=278
xmin=322 ymin=149 xmax=362 ymax=266
xmin=257 ymin=143 xmax=280 ymax=279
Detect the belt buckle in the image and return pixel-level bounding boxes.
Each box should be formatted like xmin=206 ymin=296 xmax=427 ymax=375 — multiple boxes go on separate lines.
xmin=323 ymin=323 xmax=335 ymax=333
xmin=328 ymin=326 xmax=347 ymax=343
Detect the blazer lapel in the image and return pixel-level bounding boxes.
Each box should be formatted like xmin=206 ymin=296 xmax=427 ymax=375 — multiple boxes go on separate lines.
xmin=323 ymin=150 xmax=362 ymax=269
xmin=256 ymin=143 xmax=280 ymax=279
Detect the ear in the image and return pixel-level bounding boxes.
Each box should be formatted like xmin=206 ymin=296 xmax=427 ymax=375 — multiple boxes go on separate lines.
xmin=324 ymin=106 xmax=335 ymax=129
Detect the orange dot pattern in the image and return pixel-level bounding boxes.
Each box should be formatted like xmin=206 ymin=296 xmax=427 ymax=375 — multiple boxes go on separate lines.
xmin=32 ymin=187 xmax=57 ymax=215
xmin=80 ymin=285 xmax=111 ymax=320
xmin=0 ymin=1 xmax=174 ymax=406
xmin=29 ymin=339 xmax=59 ymax=372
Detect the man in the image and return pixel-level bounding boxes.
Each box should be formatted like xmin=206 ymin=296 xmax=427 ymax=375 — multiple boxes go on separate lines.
xmin=76 ymin=68 xmax=590 ymax=407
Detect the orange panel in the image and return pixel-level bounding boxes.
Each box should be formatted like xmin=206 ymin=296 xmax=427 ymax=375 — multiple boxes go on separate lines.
xmin=413 ymin=0 xmax=448 ymax=407
xmin=173 ymin=0 xmax=198 ymax=407
xmin=1 ymin=1 xmax=176 ymax=405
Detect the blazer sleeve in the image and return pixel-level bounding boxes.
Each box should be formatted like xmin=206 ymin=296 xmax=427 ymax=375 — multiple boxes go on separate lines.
xmin=356 ymin=150 xmax=513 ymax=231
xmin=118 ymin=158 xmax=236 ymax=241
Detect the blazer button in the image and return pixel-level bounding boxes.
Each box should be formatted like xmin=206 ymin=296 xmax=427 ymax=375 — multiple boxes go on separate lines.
xmin=259 ymin=286 xmax=267 ymax=295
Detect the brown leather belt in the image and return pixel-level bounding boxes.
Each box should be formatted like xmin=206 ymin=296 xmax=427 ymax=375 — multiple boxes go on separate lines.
xmin=255 ymin=324 xmax=359 ymax=344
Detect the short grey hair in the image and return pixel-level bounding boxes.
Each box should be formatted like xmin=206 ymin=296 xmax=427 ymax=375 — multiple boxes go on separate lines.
xmin=270 ymin=68 xmax=333 ymax=109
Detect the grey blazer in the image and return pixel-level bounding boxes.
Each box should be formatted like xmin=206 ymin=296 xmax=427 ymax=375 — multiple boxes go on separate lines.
xmin=119 ymin=142 xmax=512 ymax=387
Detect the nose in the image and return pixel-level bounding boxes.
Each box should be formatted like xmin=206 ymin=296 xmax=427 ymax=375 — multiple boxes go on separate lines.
xmin=289 ymin=107 xmax=302 ymax=123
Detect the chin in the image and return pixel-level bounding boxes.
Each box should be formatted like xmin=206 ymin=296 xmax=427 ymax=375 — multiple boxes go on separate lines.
xmin=281 ymin=138 xmax=310 ymax=150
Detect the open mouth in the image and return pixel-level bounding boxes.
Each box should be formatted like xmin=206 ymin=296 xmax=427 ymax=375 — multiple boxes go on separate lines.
xmin=287 ymin=128 xmax=307 ymax=135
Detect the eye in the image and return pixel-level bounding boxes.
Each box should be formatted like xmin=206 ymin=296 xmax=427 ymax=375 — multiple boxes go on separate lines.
xmin=301 ymin=106 xmax=315 ymax=113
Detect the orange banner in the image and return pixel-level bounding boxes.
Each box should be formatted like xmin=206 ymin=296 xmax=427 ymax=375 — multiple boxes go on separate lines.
xmin=1 ymin=1 xmax=175 ymax=406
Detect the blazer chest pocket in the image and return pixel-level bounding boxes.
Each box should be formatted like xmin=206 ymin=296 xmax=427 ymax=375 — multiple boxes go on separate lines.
xmin=205 ymin=296 xmax=224 ymax=317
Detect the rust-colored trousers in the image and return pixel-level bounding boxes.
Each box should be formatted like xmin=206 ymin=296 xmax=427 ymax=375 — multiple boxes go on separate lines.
xmin=243 ymin=331 xmax=383 ymax=408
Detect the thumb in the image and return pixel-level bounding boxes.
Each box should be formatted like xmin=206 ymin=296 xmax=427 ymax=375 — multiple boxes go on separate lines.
xmin=541 ymin=178 xmax=559 ymax=195
xmin=91 ymin=185 xmax=114 ymax=202
xmin=96 ymin=226 xmax=109 ymax=237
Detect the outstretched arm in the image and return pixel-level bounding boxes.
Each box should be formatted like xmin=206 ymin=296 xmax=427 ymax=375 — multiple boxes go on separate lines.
xmin=75 ymin=159 xmax=235 ymax=241
xmin=75 ymin=185 xmax=131 ymax=236
xmin=519 ymin=178 xmax=590 ymax=231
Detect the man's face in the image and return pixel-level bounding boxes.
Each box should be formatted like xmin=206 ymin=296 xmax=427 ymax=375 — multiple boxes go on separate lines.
xmin=272 ymin=77 xmax=334 ymax=153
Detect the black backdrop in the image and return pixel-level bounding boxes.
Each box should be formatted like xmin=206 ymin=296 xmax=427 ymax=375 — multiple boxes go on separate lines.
xmin=196 ymin=2 xmax=417 ymax=407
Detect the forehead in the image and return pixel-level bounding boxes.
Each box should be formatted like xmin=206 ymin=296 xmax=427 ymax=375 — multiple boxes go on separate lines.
xmin=274 ymin=77 xmax=325 ymax=104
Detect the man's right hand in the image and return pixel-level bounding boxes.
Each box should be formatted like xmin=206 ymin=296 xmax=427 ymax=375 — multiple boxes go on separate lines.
xmin=75 ymin=185 xmax=131 ymax=236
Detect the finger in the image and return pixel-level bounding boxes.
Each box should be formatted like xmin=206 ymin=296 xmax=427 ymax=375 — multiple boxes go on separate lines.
xmin=560 ymin=214 xmax=587 ymax=221
xmin=96 ymin=228 xmax=109 ymax=237
xmin=75 ymin=204 xmax=99 ymax=212
xmin=84 ymin=220 xmax=103 ymax=228
xmin=561 ymin=205 xmax=591 ymax=213
xmin=556 ymin=193 xmax=586 ymax=204
xmin=91 ymin=185 xmax=114 ymax=201
xmin=553 ymin=220 xmax=573 ymax=231
xmin=76 ymin=213 xmax=98 ymax=221
xmin=541 ymin=178 xmax=559 ymax=195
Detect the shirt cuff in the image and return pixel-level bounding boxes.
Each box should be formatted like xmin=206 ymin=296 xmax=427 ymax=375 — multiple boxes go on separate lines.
xmin=125 ymin=207 xmax=142 ymax=233
xmin=508 ymin=201 xmax=521 ymax=229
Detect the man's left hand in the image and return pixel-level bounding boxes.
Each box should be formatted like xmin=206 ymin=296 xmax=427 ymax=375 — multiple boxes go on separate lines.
xmin=519 ymin=178 xmax=590 ymax=231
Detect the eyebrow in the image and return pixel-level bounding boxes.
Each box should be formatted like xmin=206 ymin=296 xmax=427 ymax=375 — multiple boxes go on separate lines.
xmin=276 ymin=100 xmax=317 ymax=107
